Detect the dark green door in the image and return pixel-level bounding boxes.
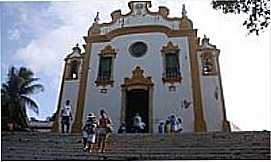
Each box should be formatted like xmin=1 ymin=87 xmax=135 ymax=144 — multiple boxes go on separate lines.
xmin=126 ymin=89 xmax=149 ymax=133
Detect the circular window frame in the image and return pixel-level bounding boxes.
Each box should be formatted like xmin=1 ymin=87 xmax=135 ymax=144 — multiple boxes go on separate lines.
xmin=129 ymin=42 xmax=148 ymax=58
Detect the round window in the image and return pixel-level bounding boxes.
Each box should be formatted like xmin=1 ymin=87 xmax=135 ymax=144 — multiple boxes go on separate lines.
xmin=129 ymin=42 xmax=147 ymax=58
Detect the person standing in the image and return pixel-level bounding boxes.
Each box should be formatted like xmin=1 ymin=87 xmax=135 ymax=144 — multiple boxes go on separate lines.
xmin=170 ymin=114 xmax=178 ymax=133
xmin=164 ymin=120 xmax=171 ymax=134
xmin=97 ymin=109 xmax=112 ymax=153
xmin=158 ymin=121 xmax=164 ymax=134
xmin=60 ymin=100 xmax=73 ymax=133
xmin=82 ymin=113 xmax=97 ymax=152
xmin=132 ymin=113 xmax=145 ymax=133
xmin=177 ymin=117 xmax=183 ymax=132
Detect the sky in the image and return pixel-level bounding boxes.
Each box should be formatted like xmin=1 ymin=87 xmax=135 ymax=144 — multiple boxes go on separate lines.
xmin=0 ymin=0 xmax=270 ymax=131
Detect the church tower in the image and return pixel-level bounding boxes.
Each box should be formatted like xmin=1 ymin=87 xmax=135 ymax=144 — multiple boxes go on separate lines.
xmin=53 ymin=1 xmax=230 ymax=133
xmin=52 ymin=44 xmax=83 ymax=133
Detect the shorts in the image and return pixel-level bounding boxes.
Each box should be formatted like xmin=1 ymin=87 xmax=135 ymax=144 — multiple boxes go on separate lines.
xmin=172 ymin=125 xmax=178 ymax=132
xmin=87 ymin=134 xmax=96 ymax=143
xmin=98 ymin=128 xmax=107 ymax=135
xmin=61 ymin=116 xmax=70 ymax=125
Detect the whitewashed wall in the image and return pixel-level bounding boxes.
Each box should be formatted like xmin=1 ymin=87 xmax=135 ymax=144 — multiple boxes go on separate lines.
xmin=197 ymin=53 xmax=224 ymax=131
xmin=83 ymin=33 xmax=195 ymax=133
xmin=100 ymin=2 xmax=180 ymax=34
xmin=58 ymin=80 xmax=80 ymax=132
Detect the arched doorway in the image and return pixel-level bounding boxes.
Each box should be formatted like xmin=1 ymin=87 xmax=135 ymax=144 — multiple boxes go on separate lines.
xmin=121 ymin=66 xmax=154 ymax=133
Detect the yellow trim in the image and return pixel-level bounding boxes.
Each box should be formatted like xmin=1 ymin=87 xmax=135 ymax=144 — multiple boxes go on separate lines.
xmin=100 ymin=45 xmax=117 ymax=57
xmin=120 ymin=66 xmax=154 ymax=133
xmin=161 ymin=41 xmax=179 ymax=53
xmin=188 ymin=36 xmax=207 ymax=132
xmin=84 ymin=25 xmax=197 ymax=43
xmin=71 ymin=43 xmax=92 ymax=133
xmin=95 ymin=45 xmax=116 ymax=88
xmin=161 ymin=41 xmax=182 ymax=84
xmin=121 ymin=66 xmax=154 ymax=88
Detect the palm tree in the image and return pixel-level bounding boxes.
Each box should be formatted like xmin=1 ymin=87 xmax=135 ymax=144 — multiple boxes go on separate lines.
xmin=1 ymin=66 xmax=44 ymax=130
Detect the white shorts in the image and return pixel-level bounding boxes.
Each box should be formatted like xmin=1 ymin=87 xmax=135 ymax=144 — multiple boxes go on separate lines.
xmin=87 ymin=134 xmax=96 ymax=143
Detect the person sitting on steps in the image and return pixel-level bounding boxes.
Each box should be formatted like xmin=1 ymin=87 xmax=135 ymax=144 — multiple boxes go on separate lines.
xmin=118 ymin=121 xmax=126 ymax=134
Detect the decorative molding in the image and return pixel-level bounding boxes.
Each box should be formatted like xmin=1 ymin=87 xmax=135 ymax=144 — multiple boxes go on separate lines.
xmin=120 ymin=66 xmax=154 ymax=133
xmin=179 ymin=16 xmax=193 ymax=30
xmin=95 ymin=80 xmax=114 ymax=87
xmin=200 ymin=52 xmax=218 ymax=76
xmin=95 ymin=1 xmax=183 ymax=29
xmin=85 ymin=25 xmax=197 ymax=43
xmin=99 ymin=45 xmax=117 ymax=58
xmin=121 ymin=66 xmax=154 ymax=88
xmin=95 ymin=45 xmax=116 ymax=88
xmin=161 ymin=41 xmax=182 ymax=84
xmin=88 ymin=23 xmax=101 ymax=36
xmin=161 ymin=41 xmax=179 ymax=54
xmin=162 ymin=75 xmax=182 ymax=84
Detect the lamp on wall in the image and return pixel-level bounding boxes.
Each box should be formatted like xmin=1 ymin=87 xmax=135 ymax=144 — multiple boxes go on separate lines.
xmin=100 ymin=88 xmax=108 ymax=94
xmin=169 ymin=84 xmax=176 ymax=92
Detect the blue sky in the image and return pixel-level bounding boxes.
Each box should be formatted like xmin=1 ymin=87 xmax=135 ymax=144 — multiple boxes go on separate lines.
xmin=1 ymin=2 xmax=58 ymax=119
xmin=1 ymin=0 xmax=270 ymax=130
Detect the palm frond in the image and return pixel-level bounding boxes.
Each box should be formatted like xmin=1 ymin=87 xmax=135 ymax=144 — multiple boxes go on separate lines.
xmin=20 ymin=84 xmax=44 ymax=95
xmin=20 ymin=78 xmax=40 ymax=88
xmin=18 ymin=67 xmax=34 ymax=80
xmin=20 ymin=95 xmax=39 ymax=114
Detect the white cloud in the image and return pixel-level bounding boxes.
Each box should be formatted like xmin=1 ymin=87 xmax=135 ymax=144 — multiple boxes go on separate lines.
xmin=10 ymin=0 xmax=270 ymax=130
xmin=7 ymin=28 xmax=21 ymax=40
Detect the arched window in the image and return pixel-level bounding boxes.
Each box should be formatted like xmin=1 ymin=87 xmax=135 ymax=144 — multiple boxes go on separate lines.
xmin=201 ymin=52 xmax=217 ymax=75
xmin=70 ymin=60 xmax=79 ymax=79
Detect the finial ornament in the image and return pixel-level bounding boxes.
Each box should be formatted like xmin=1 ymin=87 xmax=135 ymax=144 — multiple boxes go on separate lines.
xmin=182 ymin=4 xmax=187 ymax=17
xmin=202 ymin=34 xmax=209 ymax=44
xmin=94 ymin=12 xmax=100 ymax=23
xmin=76 ymin=43 xmax=79 ymax=47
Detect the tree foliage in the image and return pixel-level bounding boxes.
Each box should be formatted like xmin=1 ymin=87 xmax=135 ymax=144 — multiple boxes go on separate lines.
xmin=212 ymin=0 xmax=270 ymax=35
xmin=1 ymin=66 xmax=44 ymax=130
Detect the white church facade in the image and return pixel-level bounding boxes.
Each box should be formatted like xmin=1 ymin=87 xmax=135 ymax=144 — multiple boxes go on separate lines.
xmin=52 ymin=1 xmax=231 ymax=133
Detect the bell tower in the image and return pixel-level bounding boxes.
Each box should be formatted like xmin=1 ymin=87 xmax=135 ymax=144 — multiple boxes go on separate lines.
xmin=52 ymin=44 xmax=83 ymax=133
xmin=197 ymin=35 xmax=231 ymax=132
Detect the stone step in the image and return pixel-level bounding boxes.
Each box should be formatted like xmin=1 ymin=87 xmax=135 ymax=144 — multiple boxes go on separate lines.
xmin=2 ymin=131 xmax=270 ymax=160
xmin=3 ymin=146 xmax=269 ymax=158
xmin=2 ymin=153 xmax=270 ymax=160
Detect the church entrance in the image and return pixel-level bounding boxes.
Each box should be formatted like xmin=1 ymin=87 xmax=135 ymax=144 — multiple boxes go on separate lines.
xmin=126 ymin=89 xmax=149 ymax=133
xmin=120 ymin=66 xmax=154 ymax=133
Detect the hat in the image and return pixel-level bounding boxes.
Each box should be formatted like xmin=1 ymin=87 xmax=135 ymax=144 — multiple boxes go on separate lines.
xmin=87 ymin=113 xmax=95 ymax=118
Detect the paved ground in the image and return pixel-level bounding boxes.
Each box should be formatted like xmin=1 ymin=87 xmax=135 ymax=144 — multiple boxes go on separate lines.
xmin=1 ymin=131 xmax=270 ymax=160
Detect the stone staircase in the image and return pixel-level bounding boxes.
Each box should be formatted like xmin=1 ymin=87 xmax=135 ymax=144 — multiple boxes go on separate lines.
xmin=1 ymin=131 xmax=270 ymax=160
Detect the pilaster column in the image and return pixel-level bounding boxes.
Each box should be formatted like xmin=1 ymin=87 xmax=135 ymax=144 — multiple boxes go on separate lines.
xmin=71 ymin=43 xmax=92 ymax=133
